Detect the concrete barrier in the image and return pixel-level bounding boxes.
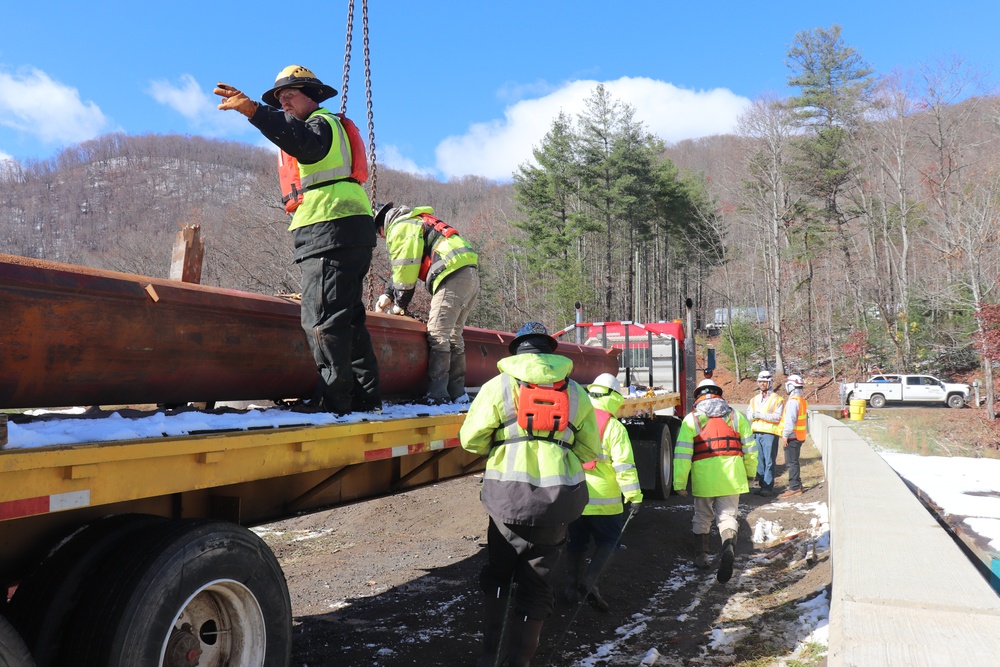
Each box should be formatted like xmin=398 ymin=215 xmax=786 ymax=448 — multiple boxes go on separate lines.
xmin=810 ymin=413 xmax=1000 ymax=666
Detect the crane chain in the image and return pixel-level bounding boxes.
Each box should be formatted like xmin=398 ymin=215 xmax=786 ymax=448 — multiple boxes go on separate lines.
xmin=362 ymin=0 xmax=377 ymax=205
xmin=340 ymin=0 xmax=354 ymax=114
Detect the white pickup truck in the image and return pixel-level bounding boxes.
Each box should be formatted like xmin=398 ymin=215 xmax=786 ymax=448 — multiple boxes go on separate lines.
xmin=840 ymin=374 xmax=971 ymax=408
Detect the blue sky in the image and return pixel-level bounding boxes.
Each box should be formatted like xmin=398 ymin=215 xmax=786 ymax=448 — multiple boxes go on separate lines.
xmin=1 ymin=1 xmax=996 ymax=181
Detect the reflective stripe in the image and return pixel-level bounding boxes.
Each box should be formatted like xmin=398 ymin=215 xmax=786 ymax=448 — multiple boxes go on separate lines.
xmin=620 ymin=481 xmax=641 ymax=492
xmin=675 ymin=450 xmax=693 ymax=460
xmin=587 ymin=496 xmax=621 ymax=506
xmin=482 ymin=469 xmax=587 ymax=486
xmin=391 ymin=257 xmax=421 ymax=267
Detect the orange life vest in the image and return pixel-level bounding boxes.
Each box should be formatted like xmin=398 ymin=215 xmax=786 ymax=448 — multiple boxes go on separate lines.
xmin=518 ymin=379 xmax=570 ymax=434
xmin=692 ymin=415 xmax=744 ymax=462
xmin=278 ymin=113 xmax=368 ymax=214
xmin=416 ymin=213 xmax=460 ymax=281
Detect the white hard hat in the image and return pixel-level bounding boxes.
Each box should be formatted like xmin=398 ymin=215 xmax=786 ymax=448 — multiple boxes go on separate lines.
xmin=786 ymin=374 xmax=804 ymax=388
xmin=695 ymin=378 xmax=723 ymax=399
xmin=757 ymin=370 xmax=773 ymax=382
xmin=589 ymin=372 xmax=622 ymax=396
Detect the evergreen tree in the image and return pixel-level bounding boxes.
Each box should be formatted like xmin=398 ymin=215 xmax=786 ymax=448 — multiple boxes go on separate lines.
xmin=785 ymin=24 xmax=875 ymax=356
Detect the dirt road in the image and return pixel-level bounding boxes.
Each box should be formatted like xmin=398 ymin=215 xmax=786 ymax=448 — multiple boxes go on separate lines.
xmin=258 ymin=441 xmax=830 ymax=666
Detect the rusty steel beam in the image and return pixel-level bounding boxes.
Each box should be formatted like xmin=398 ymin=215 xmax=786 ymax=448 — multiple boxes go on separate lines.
xmin=0 ymin=254 xmax=618 ymax=410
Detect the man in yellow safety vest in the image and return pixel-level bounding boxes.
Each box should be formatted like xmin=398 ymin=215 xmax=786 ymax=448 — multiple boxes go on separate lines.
xmin=374 ymin=204 xmax=479 ymax=405
xmin=746 ymin=370 xmax=785 ymax=497
xmin=460 ymin=322 xmax=600 ymax=667
xmin=214 ymin=65 xmax=381 ymax=416
xmin=563 ymin=373 xmax=642 ymax=613
xmin=673 ymin=379 xmax=757 ymax=583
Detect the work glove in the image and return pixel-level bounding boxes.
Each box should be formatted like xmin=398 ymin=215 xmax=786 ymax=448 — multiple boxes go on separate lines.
xmin=628 ymin=501 xmax=642 ymax=517
xmin=215 ymin=83 xmax=258 ymax=119
xmin=676 ymin=489 xmax=688 ymax=497
xmin=375 ymin=294 xmax=393 ymax=313
xmin=747 ymin=410 xmax=758 ymax=420
xmin=390 ymin=304 xmax=406 ymax=316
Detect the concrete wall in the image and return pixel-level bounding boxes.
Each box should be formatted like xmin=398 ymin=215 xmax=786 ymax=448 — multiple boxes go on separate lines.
xmin=810 ymin=413 xmax=1000 ymax=666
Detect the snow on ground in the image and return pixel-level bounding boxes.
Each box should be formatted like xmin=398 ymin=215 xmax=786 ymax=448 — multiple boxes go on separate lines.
xmin=881 ymin=453 xmax=1000 ymax=552
xmin=573 ymin=500 xmax=832 ymax=666
xmin=3 ymin=402 xmax=466 ymax=449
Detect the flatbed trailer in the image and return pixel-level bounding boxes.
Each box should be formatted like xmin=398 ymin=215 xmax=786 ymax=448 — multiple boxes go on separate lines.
xmin=0 ymin=391 xmax=680 ymax=667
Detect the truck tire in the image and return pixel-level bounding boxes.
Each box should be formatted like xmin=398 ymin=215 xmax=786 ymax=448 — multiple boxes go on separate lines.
xmin=7 ymin=513 xmax=167 ymax=667
xmin=0 ymin=615 xmax=35 ymax=667
xmin=869 ymin=394 xmax=886 ymax=409
xmin=61 ymin=519 xmax=292 ymax=667
xmin=947 ymin=393 xmax=966 ymax=408
xmin=627 ymin=419 xmax=675 ymax=500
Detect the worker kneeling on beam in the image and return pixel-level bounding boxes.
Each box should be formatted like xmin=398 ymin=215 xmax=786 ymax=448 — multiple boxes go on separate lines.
xmin=673 ymin=379 xmax=757 ymax=583
xmin=374 ymin=204 xmax=479 ymax=405
xmin=563 ymin=373 xmax=642 ymax=612
xmin=460 ymin=322 xmax=601 ymax=666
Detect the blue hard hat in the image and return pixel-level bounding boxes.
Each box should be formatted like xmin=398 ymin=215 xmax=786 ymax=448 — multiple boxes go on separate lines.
xmin=508 ymin=321 xmax=558 ymax=354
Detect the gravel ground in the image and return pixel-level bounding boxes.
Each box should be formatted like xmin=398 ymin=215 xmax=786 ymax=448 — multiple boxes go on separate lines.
xmin=258 ymin=440 xmax=831 ymax=667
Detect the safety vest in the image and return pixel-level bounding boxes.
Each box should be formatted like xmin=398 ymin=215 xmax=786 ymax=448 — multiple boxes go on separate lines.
xmin=494 ymin=375 xmax=579 ymax=449
xmin=286 ymin=109 xmax=372 ymax=231
xmin=386 ymin=207 xmax=478 ymax=294
xmin=582 ymin=408 xmax=613 ymax=470
xmin=691 ymin=414 xmax=744 ymax=462
xmin=749 ymin=391 xmax=784 ymax=435
xmin=783 ymin=395 xmax=808 ymax=441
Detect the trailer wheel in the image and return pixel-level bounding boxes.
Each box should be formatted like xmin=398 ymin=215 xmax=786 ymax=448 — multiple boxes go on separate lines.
xmin=947 ymin=393 xmax=966 ymax=408
xmin=62 ymin=519 xmax=292 ymax=667
xmin=869 ymin=394 xmax=886 ymax=409
xmin=628 ymin=420 xmax=675 ymax=500
xmin=0 ymin=615 xmax=35 ymax=667
xmin=7 ymin=513 xmax=167 ymax=667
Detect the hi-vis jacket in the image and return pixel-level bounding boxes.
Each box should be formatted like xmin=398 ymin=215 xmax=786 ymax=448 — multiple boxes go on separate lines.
xmin=385 ymin=206 xmax=478 ymax=310
xmin=747 ymin=390 xmax=785 ymax=435
xmin=781 ymin=392 xmax=809 ymax=441
xmin=288 ymin=108 xmax=372 ymax=232
xmin=583 ymin=390 xmax=642 ymax=516
xmin=459 ymin=353 xmax=601 ymax=526
xmin=673 ymin=397 xmax=757 ymax=498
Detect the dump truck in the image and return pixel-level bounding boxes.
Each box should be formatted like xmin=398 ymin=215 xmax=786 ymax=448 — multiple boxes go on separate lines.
xmin=0 ymin=254 xmax=691 ymax=666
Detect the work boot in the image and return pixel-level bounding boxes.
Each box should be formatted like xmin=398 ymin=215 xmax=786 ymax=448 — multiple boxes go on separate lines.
xmin=426 ymin=349 xmax=451 ymax=403
xmin=478 ymin=586 xmax=509 ymax=667
xmin=580 ymin=544 xmax=615 ymax=612
xmin=693 ymin=532 xmax=711 ymax=569
xmin=447 ymin=348 xmax=467 ymax=400
xmin=505 ymin=615 xmax=544 ymax=667
xmin=717 ymin=529 xmax=737 ymax=584
xmin=562 ymin=550 xmax=586 ymax=604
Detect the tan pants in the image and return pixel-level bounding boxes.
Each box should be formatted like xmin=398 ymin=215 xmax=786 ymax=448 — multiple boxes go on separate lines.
xmin=426 ymin=266 xmax=480 ymax=400
xmin=692 ymin=494 xmax=740 ymax=535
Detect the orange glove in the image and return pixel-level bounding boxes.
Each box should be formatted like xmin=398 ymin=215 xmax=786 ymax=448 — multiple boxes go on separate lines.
xmin=215 ymin=83 xmax=257 ymax=119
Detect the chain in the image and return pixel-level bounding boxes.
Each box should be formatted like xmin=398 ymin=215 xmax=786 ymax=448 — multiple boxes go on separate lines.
xmin=362 ymin=0 xmax=377 ymax=205
xmin=340 ymin=0 xmax=354 ymax=114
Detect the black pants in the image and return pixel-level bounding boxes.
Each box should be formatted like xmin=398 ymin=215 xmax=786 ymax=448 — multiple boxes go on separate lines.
xmin=784 ymin=439 xmax=803 ymax=490
xmin=299 ymin=247 xmax=380 ymax=412
xmin=480 ymin=517 xmax=566 ymax=620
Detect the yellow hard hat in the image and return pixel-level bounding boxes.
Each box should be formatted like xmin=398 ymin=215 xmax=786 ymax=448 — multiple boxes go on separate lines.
xmin=262 ymin=65 xmax=338 ymax=108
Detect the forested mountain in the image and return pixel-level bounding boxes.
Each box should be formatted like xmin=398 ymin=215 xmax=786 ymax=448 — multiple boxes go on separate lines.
xmin=4 ymin=26 xmax=1000 ymax=411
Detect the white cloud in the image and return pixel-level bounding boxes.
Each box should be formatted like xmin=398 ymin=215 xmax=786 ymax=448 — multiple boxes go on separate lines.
xmin=379 ymin=143 xmax=436 ymax=177
xmin=147 ymin=74 xmax=248 ymax=136
xmin=436 ymin=76 xmax=751 ymax=181
xmin=0 ymin=150 xmax=12 ymax=162
xmin=0 ymin=66 xmax=108 ymax=145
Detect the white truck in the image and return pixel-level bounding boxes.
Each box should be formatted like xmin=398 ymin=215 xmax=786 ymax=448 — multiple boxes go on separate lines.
xmin=840 ymin=374 xmax=971 ymax=409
